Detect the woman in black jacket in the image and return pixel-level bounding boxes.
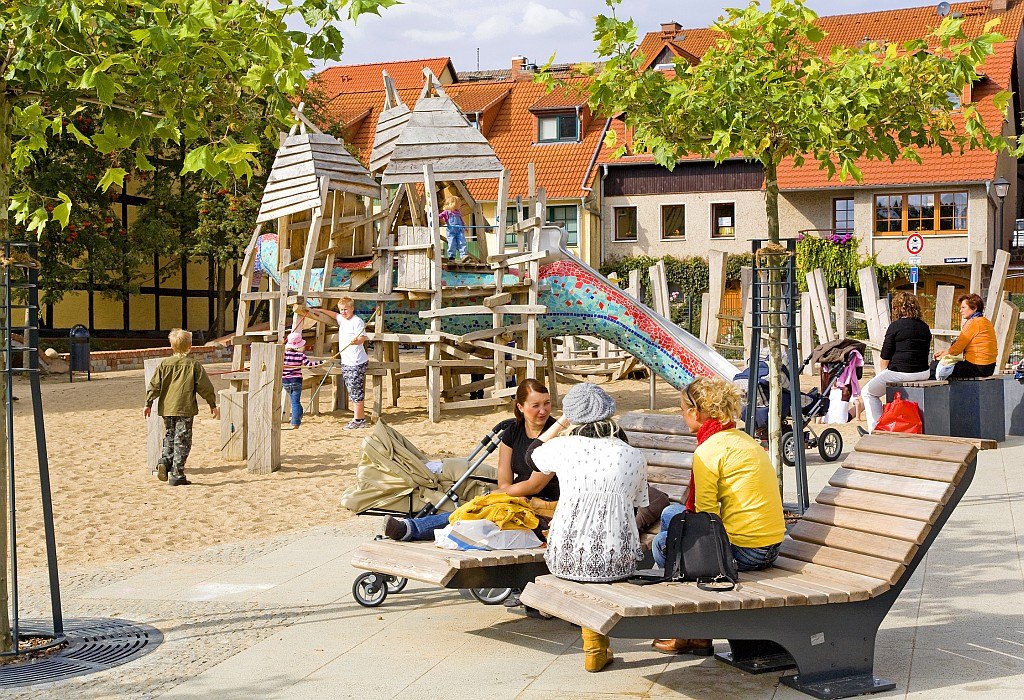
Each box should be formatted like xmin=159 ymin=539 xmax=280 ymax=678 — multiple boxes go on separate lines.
xmin=863 ymin=292 xmax=931 ymax=432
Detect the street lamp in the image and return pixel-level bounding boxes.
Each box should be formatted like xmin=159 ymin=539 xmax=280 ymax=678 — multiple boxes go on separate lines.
xmin=993 ymin=176 xmax=1010 ymax=255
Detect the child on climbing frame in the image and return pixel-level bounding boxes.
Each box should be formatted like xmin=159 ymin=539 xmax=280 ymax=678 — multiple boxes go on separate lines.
xmin=282 ymin=330 xmax=324 ymax=429
xmin=439 ymin=193 xmax=468 ymax=260
xmin=144 ymin=328 xmax=219 ymax=486
xmin=321 ymin=297 xmax=369 ymax=429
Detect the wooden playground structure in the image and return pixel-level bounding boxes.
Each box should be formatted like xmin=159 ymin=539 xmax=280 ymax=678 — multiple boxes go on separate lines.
xmin=222 ymin=71 xmax=568 ymax=474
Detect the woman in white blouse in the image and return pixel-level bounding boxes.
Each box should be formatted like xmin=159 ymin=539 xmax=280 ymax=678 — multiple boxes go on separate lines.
xmin=529 ymin=382 xmax=649 ymax=673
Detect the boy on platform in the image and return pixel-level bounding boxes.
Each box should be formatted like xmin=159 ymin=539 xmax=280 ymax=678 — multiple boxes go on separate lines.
xmin=144 ymin=329 xmax=219 ymax=486
xmin=322 ymin=297 xmax=369 ymax=429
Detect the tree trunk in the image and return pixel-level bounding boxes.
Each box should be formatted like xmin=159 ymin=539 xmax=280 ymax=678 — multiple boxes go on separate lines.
xmin=0 ymin=89 xmax=16 ymax=653
xmin=763 ymin=158 xmax=785 ymax=495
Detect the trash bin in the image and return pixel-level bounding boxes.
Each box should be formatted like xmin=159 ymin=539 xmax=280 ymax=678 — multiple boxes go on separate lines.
xmin=69 ymin=324 xmax=91 ymax=382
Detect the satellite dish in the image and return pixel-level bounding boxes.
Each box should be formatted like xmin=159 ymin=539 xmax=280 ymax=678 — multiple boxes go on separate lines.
xmin=937 ymin=1 xmax=951 ymax=16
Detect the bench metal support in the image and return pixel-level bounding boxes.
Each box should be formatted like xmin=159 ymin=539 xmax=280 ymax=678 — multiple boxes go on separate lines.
xmin=607 ymin=457 xmax=976 ymax=699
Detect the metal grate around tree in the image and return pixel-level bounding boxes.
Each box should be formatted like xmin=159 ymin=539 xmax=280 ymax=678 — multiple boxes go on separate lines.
xmin=0 ymin=618 xmax=162 ymax=688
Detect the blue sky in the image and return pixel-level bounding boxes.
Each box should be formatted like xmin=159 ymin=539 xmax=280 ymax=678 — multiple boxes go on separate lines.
xmin=330 ymin=1 xmax=938 ymax=71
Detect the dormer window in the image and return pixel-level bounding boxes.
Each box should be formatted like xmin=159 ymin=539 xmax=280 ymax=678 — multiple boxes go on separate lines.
xmin=466 ymin=113 xmax=481 ymax=130
xmin=538 ymin=113 xmax=579 ymax=143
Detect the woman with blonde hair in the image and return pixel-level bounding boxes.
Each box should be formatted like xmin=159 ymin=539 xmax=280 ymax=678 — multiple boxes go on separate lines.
xmin=650 ymin=376 xmax=785 ymax=656
xmin=863 ymin=291 xmax=931 ymax=432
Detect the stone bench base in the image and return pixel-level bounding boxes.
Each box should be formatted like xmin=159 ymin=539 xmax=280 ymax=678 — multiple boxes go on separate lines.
xmin=887 ymin=376 xmax=1009 ymax=442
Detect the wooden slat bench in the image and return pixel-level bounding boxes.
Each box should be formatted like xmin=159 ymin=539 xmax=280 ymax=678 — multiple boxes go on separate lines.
xmin=519 ymin=432 xmax=977 ymax=699
xmin=349 ymin=411 xmax=695 ymax=606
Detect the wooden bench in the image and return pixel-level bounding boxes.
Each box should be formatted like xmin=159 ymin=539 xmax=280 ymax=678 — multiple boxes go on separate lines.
xmin=349 ymin=411 xmax=695 ymax=606
xmin=519 ymin=433 xmax=978 ymax=699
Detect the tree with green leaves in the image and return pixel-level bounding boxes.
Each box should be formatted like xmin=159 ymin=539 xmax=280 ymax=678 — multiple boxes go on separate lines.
xmin=0 ymin=0 xmax=394 ymax=655
xmin=562 ymin=0 xmax=1017 ymax=490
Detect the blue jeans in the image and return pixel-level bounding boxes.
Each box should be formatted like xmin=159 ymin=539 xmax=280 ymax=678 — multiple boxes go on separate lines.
xmin=405 ymin=512 xmax=452 ymax=541
xmin=651 ymin=504 xmax=780 ymax=571
xmin=283 ymin=379 xmax=303 ymax=426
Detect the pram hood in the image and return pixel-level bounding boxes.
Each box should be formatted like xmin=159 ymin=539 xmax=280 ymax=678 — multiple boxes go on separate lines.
xmin=339 ymin=418 xmax=490 ymax=515
xmin=810 ymin=338 xmax=867 ymax=367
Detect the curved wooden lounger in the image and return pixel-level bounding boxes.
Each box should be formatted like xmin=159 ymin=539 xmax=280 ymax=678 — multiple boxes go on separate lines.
xmin=349 ymin=411 xmax=696 ymax=604
xmin=519 ymin=433 xmax=978 ymax=700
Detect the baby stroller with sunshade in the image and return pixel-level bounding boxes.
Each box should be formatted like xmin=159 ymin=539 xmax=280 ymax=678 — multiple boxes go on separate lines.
xmin=735 ymin=339 xmax=865 ymax=465
xmin=342 ymin=418 xmax=529 ymax=607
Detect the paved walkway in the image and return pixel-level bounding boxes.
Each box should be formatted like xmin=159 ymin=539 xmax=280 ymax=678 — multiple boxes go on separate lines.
xmin=9 ymin=437 xmax=1024 ymax=699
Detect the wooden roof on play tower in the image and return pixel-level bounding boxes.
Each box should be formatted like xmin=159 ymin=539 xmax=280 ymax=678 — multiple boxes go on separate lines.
xmin=256 ymin=132 xmax=380 ymax=224
xmin=379 ymin=73 xmax=504 ymax=186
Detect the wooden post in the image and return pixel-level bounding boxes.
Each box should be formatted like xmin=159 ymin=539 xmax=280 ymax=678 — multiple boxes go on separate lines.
xmin=705 ymin=250 xmax=727 ymax=348
xmin=799 ymin=292 xmax=814 ymax=376
xmin=145 ymin=358 xmax=164 ymax=475
xmin=627 ymin=269 xmax=640 ymax=299
xmin=834 ymin=287 xmax=848 ymax=339
xmin=219 ymin=388 xmax=247 ymax=461
xmin=858 ymin=266 xmax=887 ymax=371
xmin=806 ymin=268 xmax=836 ymax=345
xmin=969 ymin=249 xmax=983 ymax=296
xmin=994 ymin=298 xmax=1020 ymax=370
xmin=424 ymin=164 xmax=443 ymax=422
xmin=699 ymin=292 xmax=711 ymax=346
xmin=246 ymin=342 xmax=283 ymax=475
xmin=985 ymin=249 xmax=1011 ymax=312
xmin=933 ymin=284 xmax=956 ymax=354
xmin=495 ymin=169 xmax=510 ymax=256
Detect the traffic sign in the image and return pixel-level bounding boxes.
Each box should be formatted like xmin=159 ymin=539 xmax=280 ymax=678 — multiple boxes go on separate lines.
xmin=906 ymin=233 xmax=924 ymax=254
xmin=909 ymin=266 xmax=919 ymax=284
xmin=908 ymin=255 xmax=922 ymax=266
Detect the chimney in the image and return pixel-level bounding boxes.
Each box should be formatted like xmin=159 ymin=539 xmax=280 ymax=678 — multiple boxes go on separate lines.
xmin=511 ymin=56 xmax=534 ymax=80
xmin=991 ymin=0 xmax=1009 ymax=10
xmin=660 ymin=21 xmax=682 ymax=38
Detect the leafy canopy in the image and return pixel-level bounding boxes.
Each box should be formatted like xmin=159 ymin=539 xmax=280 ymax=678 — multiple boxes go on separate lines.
xmin=0 ymin=0 xmax=398 ymax=232
xmin=569 ymin=0 xmax=1016 ymax=186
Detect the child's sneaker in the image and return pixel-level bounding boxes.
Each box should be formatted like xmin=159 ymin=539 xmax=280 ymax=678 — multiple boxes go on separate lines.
xmin=346 ymin=418 xmax=368 ymax=430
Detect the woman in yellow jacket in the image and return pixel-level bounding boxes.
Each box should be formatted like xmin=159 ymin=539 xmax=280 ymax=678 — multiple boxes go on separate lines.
xmin=650 ymin=377 xmax=785 ymax=656
xmin=931 ymin=293 xmax=998 ymax=379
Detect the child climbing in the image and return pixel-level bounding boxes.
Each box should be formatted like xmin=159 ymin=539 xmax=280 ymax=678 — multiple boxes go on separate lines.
xmin=144 ymin=328 xmax=219 ymax=486
xmin=321 ymin=297 xmax=369 ymax=429
xmin=282 ymin=330 xmax=324 ymax=429
xmin=439 ymin=193 xmax=468 ymax=260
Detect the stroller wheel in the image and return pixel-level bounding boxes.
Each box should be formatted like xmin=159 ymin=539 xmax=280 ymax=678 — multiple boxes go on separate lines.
xmin=818 ymin=428 xmax=844 ymax=462
xmin=386 ymin=576 xmax=409 ymax=594
xmin=352 ymin=572 xmax=389 ymax=607
xmin=469 ymin=587 xmax=513 ymax=605
xmin=782 ymin=432 xmax=797 ymax=467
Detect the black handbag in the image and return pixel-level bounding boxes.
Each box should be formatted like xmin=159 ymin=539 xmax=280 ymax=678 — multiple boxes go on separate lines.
xmin=632 ymin=511 xmax=738 ymax=591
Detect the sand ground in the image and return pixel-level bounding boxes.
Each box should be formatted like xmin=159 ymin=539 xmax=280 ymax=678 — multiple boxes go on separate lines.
xmin=11 ymin=364 xmax=753 ymax=571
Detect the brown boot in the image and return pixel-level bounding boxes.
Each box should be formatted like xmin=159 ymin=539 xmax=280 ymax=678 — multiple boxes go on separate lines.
xmin=652 ymin=638 xmax=713 ymax=656
xmin=581 ymin=628 xmax=613 ymax=672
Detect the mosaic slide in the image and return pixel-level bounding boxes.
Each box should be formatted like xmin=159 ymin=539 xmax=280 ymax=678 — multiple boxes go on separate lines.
xmin=253 ymin=227 xmax=736 ymax=388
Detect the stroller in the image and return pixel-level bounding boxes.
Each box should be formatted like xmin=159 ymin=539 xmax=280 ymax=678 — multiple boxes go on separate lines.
xmin=735 ymin=339 xmax=865 ymax=465
xmin=342 ymin=418 xmax=516 ymax=607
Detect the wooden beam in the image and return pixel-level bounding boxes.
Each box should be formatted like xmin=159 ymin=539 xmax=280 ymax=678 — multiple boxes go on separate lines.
xmin=246 ymin=343 xmax=283 ymax=475
xmin=418 ymin=304 xmax=546 ymax=318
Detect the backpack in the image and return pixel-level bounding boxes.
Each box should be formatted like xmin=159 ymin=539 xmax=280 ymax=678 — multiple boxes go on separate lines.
xmin=632 ymin=511 xmax=738 ymax=591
